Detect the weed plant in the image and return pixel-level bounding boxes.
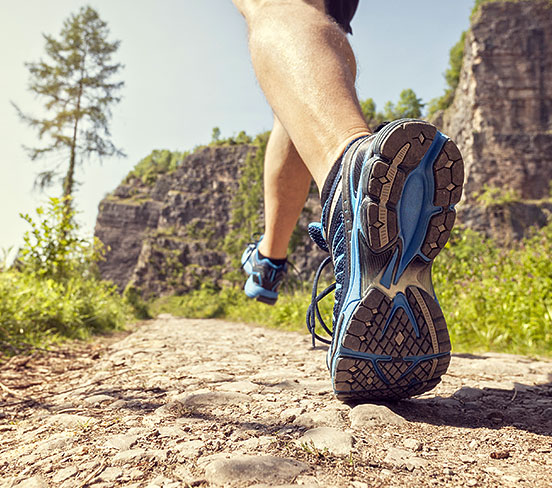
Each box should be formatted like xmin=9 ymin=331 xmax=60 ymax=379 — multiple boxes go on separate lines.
xmin=0 ymin=198 xmax=130 ymax=357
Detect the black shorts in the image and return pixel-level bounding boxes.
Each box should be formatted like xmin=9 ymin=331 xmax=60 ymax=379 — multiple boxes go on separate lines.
xmin=325 ymin=0 xmax=359 ymax=34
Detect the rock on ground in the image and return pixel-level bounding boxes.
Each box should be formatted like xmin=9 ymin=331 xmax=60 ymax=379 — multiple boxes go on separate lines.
xmin=1 ymin=316 xmax=552 ymax=488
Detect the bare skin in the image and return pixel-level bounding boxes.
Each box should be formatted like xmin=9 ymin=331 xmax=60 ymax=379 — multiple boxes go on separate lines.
xmin=258 ymin=116 xmax=311 ymax=259
xmin=233 ymin=0 xmax=371 ymax=259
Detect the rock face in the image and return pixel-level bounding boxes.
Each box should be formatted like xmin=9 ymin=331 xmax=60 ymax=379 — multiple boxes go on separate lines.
xmin=94 ymin=144 xmax=324 ymax=296
xmin=442 ymin=0 xmax=552 ymax=237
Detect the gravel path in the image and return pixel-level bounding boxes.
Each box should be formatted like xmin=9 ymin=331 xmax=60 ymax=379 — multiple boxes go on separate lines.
xmin=1 ymin=315 xmax=551 ymax=487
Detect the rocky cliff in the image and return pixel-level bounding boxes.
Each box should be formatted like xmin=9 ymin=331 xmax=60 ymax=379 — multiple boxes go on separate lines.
xmin=94 ymin=144 xmax=325 ymax=296
xmin=441 ymin=0 xmax=552 ymax=238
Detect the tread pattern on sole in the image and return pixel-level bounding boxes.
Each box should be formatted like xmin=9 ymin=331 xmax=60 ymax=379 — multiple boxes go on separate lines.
xmin=334 ymin=287 xmax=451 ymax=400
xmin=332 ymin=120 xmax=463 ymax=401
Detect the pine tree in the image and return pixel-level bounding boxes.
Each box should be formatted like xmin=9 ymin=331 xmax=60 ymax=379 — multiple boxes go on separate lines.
xmin=13 ymin=6 xmax=124 ymax=204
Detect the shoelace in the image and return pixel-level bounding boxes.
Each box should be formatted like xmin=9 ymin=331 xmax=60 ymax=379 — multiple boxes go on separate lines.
xmin=305 ymin=255 xmax=335 ymax=346
xmin=240 ymin=233 xmax=263 ymax=270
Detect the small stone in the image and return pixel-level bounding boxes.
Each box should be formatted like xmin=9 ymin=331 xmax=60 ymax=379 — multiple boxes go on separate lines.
xmin=443 ymin=468 xmax=455 ymax=476
xmin=403 ymin=438 xmax=423 ymax=451
xmin=113 ymin=448 xmax=147 ymax=465
xmin=14 ymin=476 xmax=48 ymax=488
xmin=460 ymin=455 xmax=477 ymax=464
xmin=52 ymin=466 xmax=78 ymax=483
xmin=204 ymin=455 xmax=308 ymax=485
xmin=47 ymin=414 xmax=94 ymax=429
xmin=216 ymin=380 xmax=259 ymax=393
xmin=99 ymin=467 xmax=124 ymax=482
xmin=503 ymin=475 xmax=522 ymax=483
xmin=104 ymin=434 xmax=140 ymax=451
xmin=295 ymin=407 xmax=345 ymax=429
xmin=384 ymin=448 xmax=428 ymax=470
xmin=129 ymin=469 xmax=145 ymax=480
xmin=468 ymin=440 xmax=478 ymax=449
xmin=296 ymin=427 xmax=354 ymax=456
xmin=349 ymin=404 xmax=407 ymax=428
xmin=466 ymin=479 xmax=478 ymax=486
xmin=453 ymin=387 xmax=484 ymax=402
xmin=83 ymin=394 xmax=114 ymax=406
xmin=181 ymin=392 xmax=251 ymax=411
xmin=542 ymin=407 xmax=552 ymax=420
xmin=351 ymin=482 xmax=370 ymax=488
xmin=176 ymin=440 xmax=204 ymax=459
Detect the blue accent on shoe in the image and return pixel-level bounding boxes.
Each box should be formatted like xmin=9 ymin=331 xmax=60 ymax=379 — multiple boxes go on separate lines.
xmin=382 ymin=292 xmax=420 ymax=339
xmin=244 ymin=276 xmax=278 ymax=300
xmin=241 ymin=237 xmax=287 ymax=305
xmin=393 ymin=132 xmax=447 ymax=284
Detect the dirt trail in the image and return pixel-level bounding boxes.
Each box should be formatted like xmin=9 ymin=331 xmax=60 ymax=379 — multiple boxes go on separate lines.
xmin=1 ymin=316 xmax=551 ymax=487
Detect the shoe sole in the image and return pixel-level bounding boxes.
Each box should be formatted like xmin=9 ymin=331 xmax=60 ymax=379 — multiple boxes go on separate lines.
xmin=333 ymin=119 xmax=464 ymax=401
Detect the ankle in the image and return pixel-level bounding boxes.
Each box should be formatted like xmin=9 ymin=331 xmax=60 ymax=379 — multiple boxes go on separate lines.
xmin=257 ymin=240 xmax=287 ymax=261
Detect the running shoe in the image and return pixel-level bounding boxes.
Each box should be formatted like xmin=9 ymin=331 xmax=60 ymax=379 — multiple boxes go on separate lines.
xmin=241 ymin=238 xmax=288 ymax=305
xmin=307 ymin=119 xmax=464 ymax=400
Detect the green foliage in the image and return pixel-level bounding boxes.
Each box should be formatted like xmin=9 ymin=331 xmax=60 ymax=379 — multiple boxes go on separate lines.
xmin=211 ymin=126 xmax=221 ymax=143
xmin=126 ymin=149 xmax=186 ymax=185
xmin=13 ymin=6 xmax=124 ymax=198
xmin=0 ymin=198 xmax=130 ymax=357
xmin=474 ymin=184 xmax=521 ymax=207
xmin=209 ymin=128 xmax=253 ymax=146
xmin=360 ymin=98 xmax=377 ymax=123
xmin=433 ymin=224 xmax=552 ymax=355
xmin=427 ymin=31 xmax=466 ymax=117
xmin=360 ymin=89 xmax=423 ymax=127
xmin=384 ymin=89 xmax=425 ymax=119
xmin=18 ymin=197 xmax=99 ymax=281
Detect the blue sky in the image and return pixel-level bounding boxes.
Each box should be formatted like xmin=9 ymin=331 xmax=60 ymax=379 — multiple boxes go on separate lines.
xmin=0 ymin=0 xmax=474 ymax=258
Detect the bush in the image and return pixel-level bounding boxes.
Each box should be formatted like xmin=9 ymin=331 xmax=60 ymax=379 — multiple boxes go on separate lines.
xmin=0 ymin=198 xmax=130 ymax=357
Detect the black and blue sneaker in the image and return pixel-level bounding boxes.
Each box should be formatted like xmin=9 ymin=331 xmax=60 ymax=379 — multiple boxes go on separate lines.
xmin=307 ymin=119 xmax=464 ymax=400
xmin=241 ymin=238 xmax=288 ymax=305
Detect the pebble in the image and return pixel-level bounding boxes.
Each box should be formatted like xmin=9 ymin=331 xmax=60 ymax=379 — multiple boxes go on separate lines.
xmin=453 ymin=387 xmax=484 ymax=402
xmin=46 ymin=414 xmax=94 ymax=429
xmin=403 ymin=438 xmax=423 ymax=451
xmin=51 ymin=466 xmax=78 ymax=483
xmin=349 ymin=404 xmax=407 ymax=428
xmin=204 ymin=455 xmax=308 ymax=485
xmin=296 ymin=427 xmax=354 ymax=456
xmin=216 ymin=380 xmax=260 ymax=393
xmin=104 ymin=434 xmax=140 ymax=450
xmin=180 ymin=391 xmax=251 ymax=410
xmin=83 ymin=394 xmax=114 ymax=406
xmin=99 ymin=466 xmax=124 ymax=482
xmin=14 ymin=476 xmax=48 ymax=488
xmin=384 ymin=448 xmax=429 ymax=470
xmin=175 ymin=440 xmax=204 ymax=459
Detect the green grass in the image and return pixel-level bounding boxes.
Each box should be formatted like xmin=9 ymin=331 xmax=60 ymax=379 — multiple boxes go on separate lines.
xmin=0 ymin=198 xmax=133 ymax=358
xmin=152 ymin=224 xmax=552 ymax=357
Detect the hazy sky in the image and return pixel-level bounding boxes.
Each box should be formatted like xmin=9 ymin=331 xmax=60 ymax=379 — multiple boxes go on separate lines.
xmin=0 ymin=0 xmax=474 ymax=258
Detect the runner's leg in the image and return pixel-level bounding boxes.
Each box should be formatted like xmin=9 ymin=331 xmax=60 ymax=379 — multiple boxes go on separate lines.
xmin=258 ymin=116 xmax=311 ymax=260
xmin=233 ymin=0 xmax=371 ymax=191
